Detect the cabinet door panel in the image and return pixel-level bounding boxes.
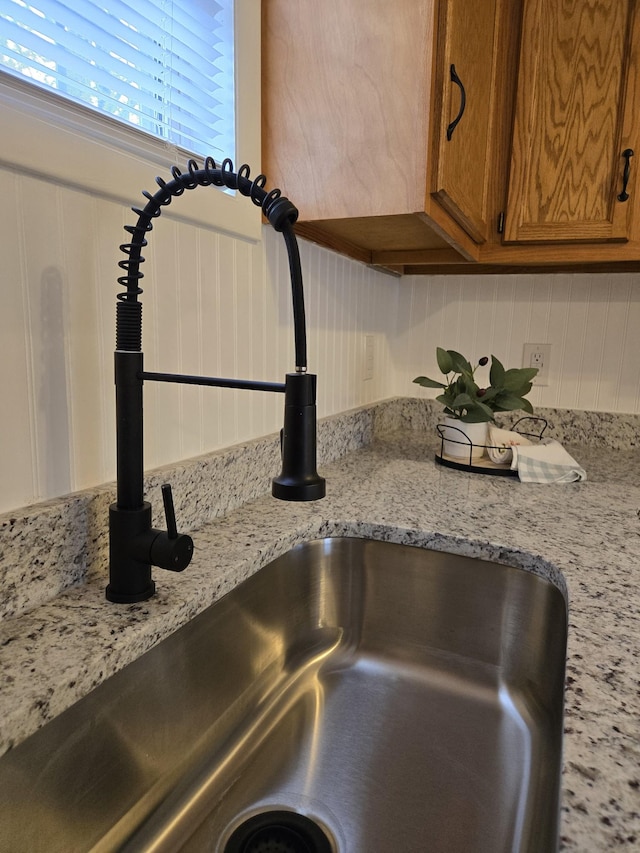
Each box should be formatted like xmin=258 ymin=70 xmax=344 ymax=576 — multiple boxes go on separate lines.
xmin=504 ymin=0 xmax=637 ymax=243
xmin=262 ymin=0 xmax=434 ymax=222
xmin=430 ymin=0 xmax=501 ymax=244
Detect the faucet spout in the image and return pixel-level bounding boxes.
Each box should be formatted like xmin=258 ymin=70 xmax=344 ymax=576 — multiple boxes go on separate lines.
xmin=107 ymin=158 xmax=325 ymax=603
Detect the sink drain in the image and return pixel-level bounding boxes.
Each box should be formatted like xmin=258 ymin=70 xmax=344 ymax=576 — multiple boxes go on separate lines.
xmin=223 ymin=810 xmax=333 ymax=853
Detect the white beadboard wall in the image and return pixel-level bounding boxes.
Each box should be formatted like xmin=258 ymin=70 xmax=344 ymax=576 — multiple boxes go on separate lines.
xmin=2 ymin=161 xmax=640 ymax=514
xmin=397 ymin=272 xmax=640 ymax=414
xmin=0 ymin=165 xmax=396 ymax=514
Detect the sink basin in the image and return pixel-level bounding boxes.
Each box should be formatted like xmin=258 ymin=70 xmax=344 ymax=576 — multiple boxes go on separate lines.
xmin=0 ymin=538 xmax=567 ymax=853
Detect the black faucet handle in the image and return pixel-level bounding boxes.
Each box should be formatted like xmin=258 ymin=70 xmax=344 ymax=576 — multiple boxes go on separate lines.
xmin=161 ymin=483 xmax=178 ymax=538
xmin=149 ymin=483 xmax=193 ymax=572
xmin=127 ymin=484 xmax=194 ymax=573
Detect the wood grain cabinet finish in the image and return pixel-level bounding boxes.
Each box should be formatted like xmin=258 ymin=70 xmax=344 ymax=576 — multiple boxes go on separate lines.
xmin=262 ymin=0 xmax=490 ymax=268
xmin=430 ymin=0 xmax=502 ymax=244
xmin=262 ymin=0 xmax=640 ymax=273
xmin=503 ymin=0 xmax=638 ymax=244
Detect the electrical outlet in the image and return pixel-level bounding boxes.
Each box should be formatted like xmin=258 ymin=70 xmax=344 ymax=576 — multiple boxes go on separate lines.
xmin=522 ymin=343 xmax=551 ymax=386
xmin=363 ymin=334 xmax=375 ymax=381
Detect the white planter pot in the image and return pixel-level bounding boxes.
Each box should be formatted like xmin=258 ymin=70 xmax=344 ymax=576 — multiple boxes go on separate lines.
xmin=440 ymin=417 xmax=488 ymax=460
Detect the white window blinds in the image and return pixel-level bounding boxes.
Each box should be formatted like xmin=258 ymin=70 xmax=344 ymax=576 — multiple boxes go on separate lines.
xmin=0 ymin=0 xmax=235 ymax=160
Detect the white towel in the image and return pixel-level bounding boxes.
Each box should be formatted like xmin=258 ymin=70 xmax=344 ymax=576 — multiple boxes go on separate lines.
xmin=511 ymin=438 xmax=587 ymax=483
xmin=486 ymin=425 xmax=532 ymax=464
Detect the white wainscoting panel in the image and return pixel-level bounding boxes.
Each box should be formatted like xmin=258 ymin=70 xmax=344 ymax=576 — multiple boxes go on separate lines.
xmin=3 ymin=158 xmax=640 ymax=515
xmin=396 ymin=272 xmax=640 ymax=416
xmin=1 ymin=164 xmax=398 ymax=513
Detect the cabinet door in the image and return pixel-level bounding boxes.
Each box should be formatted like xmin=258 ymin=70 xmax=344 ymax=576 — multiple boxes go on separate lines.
xmin=504 ymin=0 xmax=638 ymax=243
xmin=430 ymin=0 xmax=502 ymax=244
xmin=262 ymin=0 xmax=434 ymax=222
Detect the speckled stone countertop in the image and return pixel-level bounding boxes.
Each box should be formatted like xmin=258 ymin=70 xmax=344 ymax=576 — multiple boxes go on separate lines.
xmin=1 ymin=399 xmax=639 ymax=850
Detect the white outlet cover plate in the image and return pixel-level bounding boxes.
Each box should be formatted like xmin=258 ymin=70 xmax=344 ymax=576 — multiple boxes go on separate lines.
xmin=522 ymin=343 xmax=551 ymax=386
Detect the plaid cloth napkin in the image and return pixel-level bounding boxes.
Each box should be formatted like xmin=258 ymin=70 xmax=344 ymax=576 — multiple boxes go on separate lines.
xmin=511 ymin=438 xmax=587 ymax=483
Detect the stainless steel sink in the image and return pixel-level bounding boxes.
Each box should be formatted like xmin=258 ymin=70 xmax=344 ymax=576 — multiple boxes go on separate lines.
xmin=0 ymin=538 xmax=568 ymax=853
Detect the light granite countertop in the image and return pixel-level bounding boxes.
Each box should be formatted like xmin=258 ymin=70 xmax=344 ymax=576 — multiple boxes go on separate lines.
xmin=0 ymin=401 xmax=639 ymax=851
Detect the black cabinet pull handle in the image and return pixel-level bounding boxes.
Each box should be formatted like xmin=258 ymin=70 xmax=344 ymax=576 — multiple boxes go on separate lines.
xmin=446 ymin=64 xmax=467 ymax=140
xmin=617 ymin=148 xmax=634 ymax=202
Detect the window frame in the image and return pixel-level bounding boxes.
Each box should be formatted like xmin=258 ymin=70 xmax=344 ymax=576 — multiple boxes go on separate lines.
xmin=0 ymin=0 xmax=261 ymax=238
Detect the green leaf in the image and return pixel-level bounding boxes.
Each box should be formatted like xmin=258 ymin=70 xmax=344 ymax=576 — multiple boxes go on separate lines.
xmin=451 ymin=392 xmax=474 ymax=409
xmin=436 ymin=347 xmax=453 ymax=374
xmin=507 ymin=381 xmax=533 ymax=398
xmin=489 ymin=355 xmax=505 ymax=388
xmin=503 ymin=367 xmax=538 ymax=391
xmin=449 ymin=377 xmax=463 ymax=396
xmin=460 ymin=401 xmax=494 ymax=423
xmin=457 ymin=373 xmax=479 ymax=396
xmin=413 ymin=376 xmax=447 ymax=389
xmin=478 ymin=386 xmax=498 ymax=402
xmin=519 ymin=367 xmax=539 ymax=383
xmin=447 ymin=350 xmax=473 ymax=375
xmin=436 ymin=393 xmax=453 ymax=408
xmin=492 ymin=393 xmax=533 ymax=413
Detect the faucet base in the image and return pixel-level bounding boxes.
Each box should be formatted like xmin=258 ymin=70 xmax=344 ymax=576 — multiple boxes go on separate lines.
xmin=272 ymin=477 xmax=326 ymax=501
xmin=106 ymin=580 xmax=156 ymax=604
xmin=107 ymin=502 xmax=156 ymax=603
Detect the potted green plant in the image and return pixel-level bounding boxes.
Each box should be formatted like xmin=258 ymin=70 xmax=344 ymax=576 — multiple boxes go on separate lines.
xmin=413 ymin=348 xmax=538 ymax=459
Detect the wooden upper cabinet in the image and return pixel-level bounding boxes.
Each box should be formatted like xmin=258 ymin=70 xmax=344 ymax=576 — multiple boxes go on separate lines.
xmin=263 ymin=0 xmax=640 ymax=271
xmin=503 ymin=0 xmax=638 ymax=244
xmin=262 ymin=0 xmax=489 ymax=266
xmin=262 ymin=0 xmax=433 ymax=222
xmin=430 ymin=0 xmax=502 ymax=244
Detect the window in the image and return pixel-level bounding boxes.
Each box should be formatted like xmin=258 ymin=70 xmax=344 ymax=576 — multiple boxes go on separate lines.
xmin=0 ymin=0 xmax=235 ymax=161
xmin=0 ymin=0 xmax=261 ymax=237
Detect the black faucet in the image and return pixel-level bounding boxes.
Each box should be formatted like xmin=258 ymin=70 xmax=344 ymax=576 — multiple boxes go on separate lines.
xmin=106 ymin=159 xmax=325 ymax=603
